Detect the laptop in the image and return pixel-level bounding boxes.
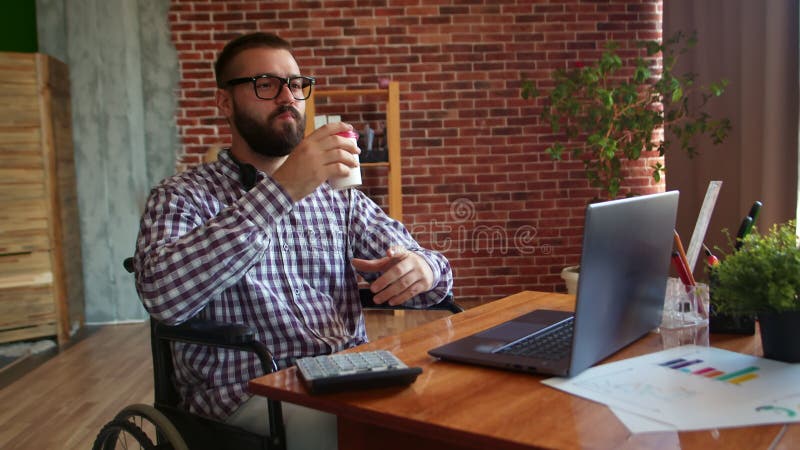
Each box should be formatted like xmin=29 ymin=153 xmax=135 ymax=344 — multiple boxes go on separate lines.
xmin=428 ymin=191 xmax=679 ymax=377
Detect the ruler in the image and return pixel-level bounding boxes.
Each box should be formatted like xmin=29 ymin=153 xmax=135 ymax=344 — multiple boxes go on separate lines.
xmin=686 ymin=181 xmax=722 ymax=272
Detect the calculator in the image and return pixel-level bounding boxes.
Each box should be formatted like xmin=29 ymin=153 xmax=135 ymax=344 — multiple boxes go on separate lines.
xmin=294 ymin=350 xmax=422 ymax=394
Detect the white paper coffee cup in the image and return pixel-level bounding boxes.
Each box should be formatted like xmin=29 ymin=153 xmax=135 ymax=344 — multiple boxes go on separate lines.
xmin=329 ymin=130 xmax=361 ymax=190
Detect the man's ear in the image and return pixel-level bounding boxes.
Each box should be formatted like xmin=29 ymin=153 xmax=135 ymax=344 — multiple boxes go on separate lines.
xmin=216 ymin=88 xmax=233 ymax=118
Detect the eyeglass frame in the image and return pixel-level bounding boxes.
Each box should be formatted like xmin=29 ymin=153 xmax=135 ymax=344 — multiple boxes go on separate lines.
xmin=223 ymin=74 xmax=316 ymax=101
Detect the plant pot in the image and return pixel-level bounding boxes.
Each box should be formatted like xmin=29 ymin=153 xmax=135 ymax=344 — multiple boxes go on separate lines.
xmin=708 ymin=272 xmax=756 ymax=334
xmin=757 ymin=311 xmax=800 ymax=363
xmin=560 ymin=265 xmax=580 ymax=295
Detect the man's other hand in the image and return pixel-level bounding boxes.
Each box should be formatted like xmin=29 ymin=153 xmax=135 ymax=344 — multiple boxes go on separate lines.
xmin=351 ymin=246 xmax=435 ymax=306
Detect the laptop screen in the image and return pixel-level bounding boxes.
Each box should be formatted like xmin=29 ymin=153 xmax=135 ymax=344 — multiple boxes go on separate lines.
xmin=567 ymin=191 xmax=679 ymax=376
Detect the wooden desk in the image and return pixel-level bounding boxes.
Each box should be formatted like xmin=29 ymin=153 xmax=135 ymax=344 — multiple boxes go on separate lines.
xmin=249 ymin=291 xmax=796 ymax=449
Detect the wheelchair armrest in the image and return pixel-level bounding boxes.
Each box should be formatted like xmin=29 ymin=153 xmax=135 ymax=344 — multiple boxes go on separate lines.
xmin=153 ymin=318 xmax=278 ymax=374
xmin=155 ymin=319 xmax=256 ymax=346
xmin=359 ymin=289 xmax=464 ymax=314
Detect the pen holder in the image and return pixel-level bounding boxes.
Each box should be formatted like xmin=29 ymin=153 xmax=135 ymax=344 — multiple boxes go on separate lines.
xmin=660 ymin=278 xmax=710 ymax=349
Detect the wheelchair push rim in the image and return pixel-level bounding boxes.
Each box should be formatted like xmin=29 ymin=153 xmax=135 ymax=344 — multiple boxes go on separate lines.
xmin=92 ymin=403 xmax=188 ymax=450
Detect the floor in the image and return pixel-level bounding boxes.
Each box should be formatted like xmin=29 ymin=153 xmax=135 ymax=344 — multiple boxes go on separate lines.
xmin=0 ymin=339 xmax=60 ymax=388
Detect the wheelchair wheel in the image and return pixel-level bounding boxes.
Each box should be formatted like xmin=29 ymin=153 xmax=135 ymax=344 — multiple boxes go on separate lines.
xmin=109 ymin=403 xmax=189 ymax=450
xmin=92 ymin=418 xmax=154 ymax=449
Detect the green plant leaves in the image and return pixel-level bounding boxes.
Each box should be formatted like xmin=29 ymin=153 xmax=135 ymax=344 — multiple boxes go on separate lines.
xmin=712 ymin=221 xmax=800 ymax=314
xmin=643 ymin=40 xmax=662 ymax=56
xmin=633 ymin=65 xmax=651 ymax=84
xmin=546 ymin=143 xmax=565 ymax=160
xmin=671 ymin=85 xmax=684 ymax=103
xmin=522 ymin=31 xmax=731 ymax=199
xmin=520 ymin=79 xmax=538 ymax=100
xmin=710 ymin=79 xmax=728 ymax=96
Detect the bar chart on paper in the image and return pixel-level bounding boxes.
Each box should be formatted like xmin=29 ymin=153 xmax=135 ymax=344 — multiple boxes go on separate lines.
xmin=659 ymin=357 xmax=760 ymax=385
xmin=543 ymin=345 xmax=800 ymax=431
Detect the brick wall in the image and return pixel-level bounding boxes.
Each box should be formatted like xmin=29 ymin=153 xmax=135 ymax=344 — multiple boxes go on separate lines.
xmin=168 ymin=0 xmax=664 ymax=304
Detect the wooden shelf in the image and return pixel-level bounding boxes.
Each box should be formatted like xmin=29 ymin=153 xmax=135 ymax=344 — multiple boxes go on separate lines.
xmin=304 ymin=82 xmax=402 ymax=221
xmin=0 ymin=53 xmax=84 ymax=346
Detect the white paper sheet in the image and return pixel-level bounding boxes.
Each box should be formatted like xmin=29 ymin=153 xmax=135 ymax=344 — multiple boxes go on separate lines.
xmin=543 ymin=345 xmax=800 ymax=432
xmin=610 ymin=407 xmax=676 ymax=433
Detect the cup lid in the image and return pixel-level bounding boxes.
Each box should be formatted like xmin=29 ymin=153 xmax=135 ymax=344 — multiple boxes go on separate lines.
xmin=336 ymin=130 xmax=359 ymax=139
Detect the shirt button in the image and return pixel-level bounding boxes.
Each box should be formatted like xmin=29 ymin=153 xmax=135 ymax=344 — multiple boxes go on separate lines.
xmin=283 ymin=243 xmax=289 ymax=251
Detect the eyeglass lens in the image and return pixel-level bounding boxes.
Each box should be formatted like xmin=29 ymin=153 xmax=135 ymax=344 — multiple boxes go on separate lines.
xmin=254 ymin=76 xmax=313 ymax=100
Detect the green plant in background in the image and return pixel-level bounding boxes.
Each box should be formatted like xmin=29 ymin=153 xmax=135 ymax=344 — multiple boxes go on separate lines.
xmin=522 ymin=32 xmax=731 ymax=199
xmin=712 ymin=221 xmax=800 ymax=315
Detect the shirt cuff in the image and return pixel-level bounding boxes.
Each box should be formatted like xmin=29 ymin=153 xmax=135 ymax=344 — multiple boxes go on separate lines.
xmin=411 ymin=249 xmax=452 ymax=303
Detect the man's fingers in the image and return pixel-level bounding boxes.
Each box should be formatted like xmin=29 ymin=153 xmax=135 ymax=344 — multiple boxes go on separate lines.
xmin=351 ymin=246 xmax=408 ymax=275
xmin=382 ymin=279 xmax=427 ymax=306
xmin=271 ymin=122 xmax=360 ymax=202
xmin=350 ymin=257 xmax=389 ymax=272
xmin=352 ymin=247 xmax=430 ymax=305
xmin=370 ymin=257 xmax=414 ymax=294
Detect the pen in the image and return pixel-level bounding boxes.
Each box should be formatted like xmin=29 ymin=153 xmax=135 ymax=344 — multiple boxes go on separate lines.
xmin=735 ymin=201 xmax=762 ymax=250
xmin=734 ymin=216 xmax=753 ymax=250
xmin=673 ymin=230 xmax=696 ymax=285
xmin=746 ymin=201 xmax=762 ymax=223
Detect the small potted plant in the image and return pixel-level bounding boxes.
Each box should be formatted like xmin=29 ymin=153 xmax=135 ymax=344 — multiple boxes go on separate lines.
xmin=522 ymin=31 xmax=731 ymax=200
xmin=711 ymin=220 xmax=800 ymax=362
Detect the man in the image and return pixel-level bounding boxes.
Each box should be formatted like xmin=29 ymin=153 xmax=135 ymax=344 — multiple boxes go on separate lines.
xmin=134 ymin=32 xmax=453 ymax=449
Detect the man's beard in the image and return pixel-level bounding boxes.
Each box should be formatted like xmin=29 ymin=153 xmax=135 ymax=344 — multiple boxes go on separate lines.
xmin=233 ymin=105 xmax=305 ymax=157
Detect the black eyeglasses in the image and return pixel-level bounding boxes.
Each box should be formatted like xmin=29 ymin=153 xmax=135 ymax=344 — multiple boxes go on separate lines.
xmin=224 ymin=74 xmax=316 ymax=101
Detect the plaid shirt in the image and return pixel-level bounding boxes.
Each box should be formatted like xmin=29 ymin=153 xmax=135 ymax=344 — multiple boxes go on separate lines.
xmin=134 ymin=150 xmax=452 ymax=421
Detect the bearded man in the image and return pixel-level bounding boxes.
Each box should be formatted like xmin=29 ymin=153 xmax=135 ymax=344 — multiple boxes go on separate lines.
xmin=132 ymin=32 xmax=452 ymax=450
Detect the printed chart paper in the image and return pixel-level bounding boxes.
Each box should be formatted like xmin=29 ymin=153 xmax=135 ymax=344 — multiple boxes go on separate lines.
xmin=543 ymin=345 xmax=800 ymax=432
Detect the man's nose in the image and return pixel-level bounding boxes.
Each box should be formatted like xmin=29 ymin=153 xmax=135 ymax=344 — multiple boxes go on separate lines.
xmin=274 ymin=81 xmax=296 ymax=104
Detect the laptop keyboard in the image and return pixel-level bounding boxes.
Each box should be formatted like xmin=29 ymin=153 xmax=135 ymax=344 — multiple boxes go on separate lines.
xmin=495 ymin=318 xmax=574 ymax=360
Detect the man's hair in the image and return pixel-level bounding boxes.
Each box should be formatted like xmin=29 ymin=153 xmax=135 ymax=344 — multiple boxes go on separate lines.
xmin=214 ymin=32 xmax=294 ymax=88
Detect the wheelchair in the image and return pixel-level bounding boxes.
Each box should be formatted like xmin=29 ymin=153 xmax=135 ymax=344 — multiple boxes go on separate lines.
xmin=93 ymin=258 xmax=462 ymax=450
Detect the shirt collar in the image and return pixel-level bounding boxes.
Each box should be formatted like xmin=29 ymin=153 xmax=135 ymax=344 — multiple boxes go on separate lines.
xmin=217 ymin=149 xmax=265 ymax=191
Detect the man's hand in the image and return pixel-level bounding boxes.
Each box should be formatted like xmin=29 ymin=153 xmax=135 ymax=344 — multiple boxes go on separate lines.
xmin=351 ymin=246 xmax=435 ymax=306
xmin=271 ymin=122 xmax=360 ymax=202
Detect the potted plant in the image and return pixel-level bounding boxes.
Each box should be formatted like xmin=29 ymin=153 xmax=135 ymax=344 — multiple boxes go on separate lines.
xmin=560 ymin=265 xmax=580 ymax=295
xmin=522 ymin=31 xmax=730 ymax=200
xmin=711 ymin=220 xmax=800 ymax=362
xmin=522 ymin=32 xmax=731 ymax=292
